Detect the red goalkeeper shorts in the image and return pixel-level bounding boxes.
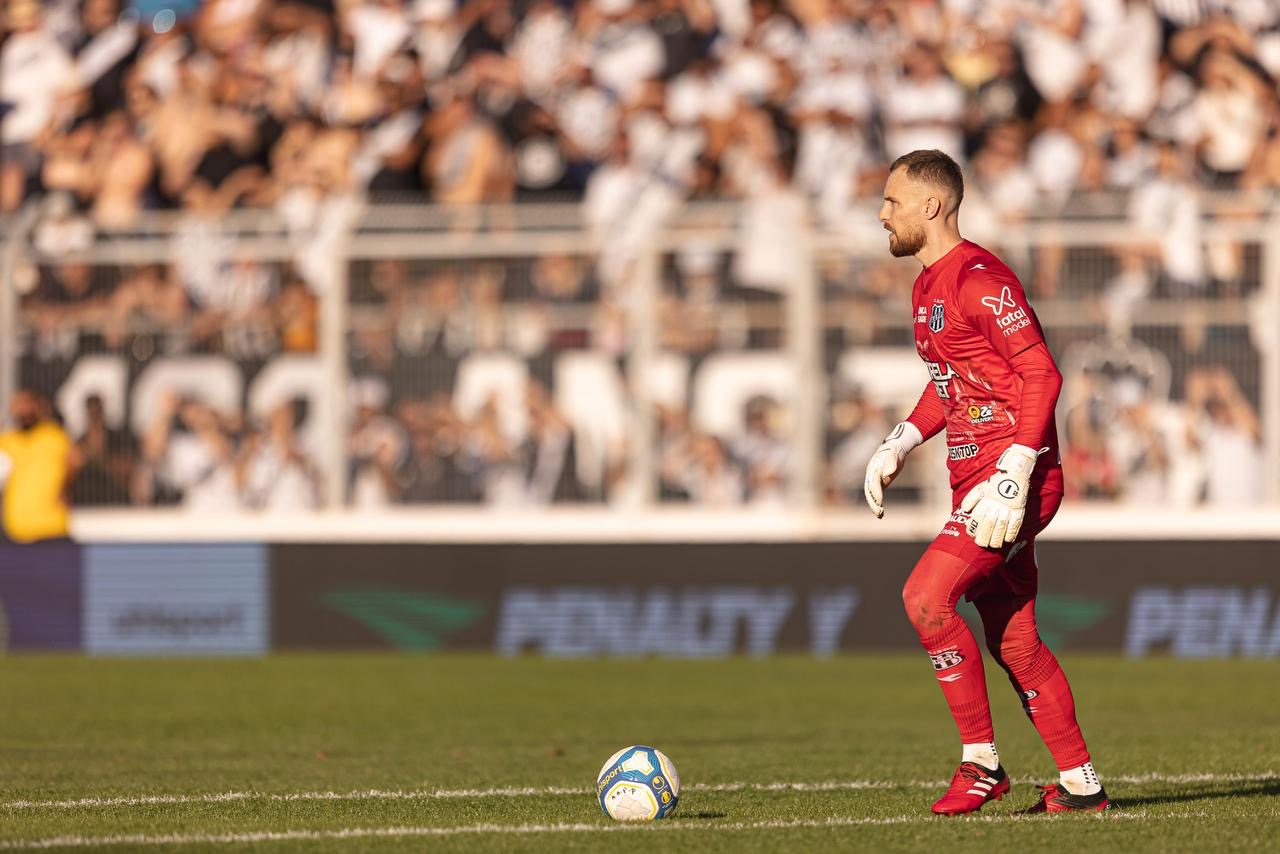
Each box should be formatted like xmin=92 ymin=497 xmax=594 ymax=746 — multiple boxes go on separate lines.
xmin=925 ymin=487 xmax=1064 ymax=601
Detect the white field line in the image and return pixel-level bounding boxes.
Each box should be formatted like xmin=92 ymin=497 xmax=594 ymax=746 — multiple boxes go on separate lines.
xmin=0 ymin=810 xmax=1214 ymax=850
xmin=2 ymin=772 xmax=1274 ymax=812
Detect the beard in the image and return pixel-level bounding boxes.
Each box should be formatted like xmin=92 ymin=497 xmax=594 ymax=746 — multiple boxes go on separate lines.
xmin=887 ymin=224 xmax=926 ymax=258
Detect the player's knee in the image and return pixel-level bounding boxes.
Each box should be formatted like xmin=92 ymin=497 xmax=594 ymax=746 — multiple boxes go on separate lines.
xmin=902 ymin=579 xmax=950 ymax=634
xmin=999 ymin=636 xmax=1046 ymax=677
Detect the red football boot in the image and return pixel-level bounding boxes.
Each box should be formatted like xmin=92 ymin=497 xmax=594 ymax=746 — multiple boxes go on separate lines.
xmin=930 ymin=762 xmax=1010 ymax=815
xmin=1024 ymin=783 xmax=1111 ymax=813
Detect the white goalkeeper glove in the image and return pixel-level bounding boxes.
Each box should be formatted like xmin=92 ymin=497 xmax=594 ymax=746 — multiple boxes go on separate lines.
xmin=864 ymin=422 xmax=924 ymax=518
xmin=959 ymin=444 xmax=1041 ymax=548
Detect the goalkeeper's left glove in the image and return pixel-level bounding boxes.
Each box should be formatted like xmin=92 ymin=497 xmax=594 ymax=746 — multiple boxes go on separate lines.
xmin=959 ymin=444 xmax=1040 ymax=548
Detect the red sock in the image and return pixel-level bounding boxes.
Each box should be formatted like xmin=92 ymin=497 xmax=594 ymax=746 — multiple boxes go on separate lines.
xmin=903 ymin=551 xmax=993 ymax=745
xmin=918 ymin=615 xmax=993 ymax=744
xmin=976 ymin=594 xmax=1091 ymax=771
xmin=1022 ymin=656 xmax=1091 ymax=770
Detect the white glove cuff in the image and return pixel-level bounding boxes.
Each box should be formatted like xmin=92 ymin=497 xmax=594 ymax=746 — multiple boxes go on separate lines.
xmin=997 ymin=443 xmax=1040 ymax=476
xmin=885 ymin=421 xmax=924 ymax=453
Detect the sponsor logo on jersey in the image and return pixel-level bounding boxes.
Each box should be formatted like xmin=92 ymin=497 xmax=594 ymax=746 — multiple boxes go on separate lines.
xmin=980 ymin=285 xmax=1017 ymax=315
xmin=916 ymin=306 xmax=928 ymax=324
xmin=997 ymin=307 xmax=1031 ymax=337
xmin=925 ymin=360 xmax=955 ymax=399
xmin=930 ymin=649 xmax=964 ymax=671
xmin=928 ymin=301 xmax=946 ymax=332
xmin=948 ymin=443 xmax=980 ymax=461
xmin=967 ymin=403 xmax=995 ymax=424
xmin=981 ymin=285 xmax=1032 ymax=337
xmin=939 ymin=511 xmax=967 ymax=537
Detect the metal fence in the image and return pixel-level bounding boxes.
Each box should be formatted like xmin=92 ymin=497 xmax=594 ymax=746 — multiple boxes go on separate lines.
xmin=3 ymin=197 xmax=1278 ymax=531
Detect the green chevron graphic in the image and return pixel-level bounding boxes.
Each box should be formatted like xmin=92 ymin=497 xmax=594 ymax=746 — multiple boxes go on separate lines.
xmin=958 ymin=592 xmax=1111 ymax=650
xmin=1033 ymin=593 xmax=1113 ymax=649
xmin=318 ymin=589 xmax=485 ymax=650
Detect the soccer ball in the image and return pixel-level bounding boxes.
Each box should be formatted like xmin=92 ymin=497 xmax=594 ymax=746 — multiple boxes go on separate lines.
xmin=595 ymin=745 xmax=680 ymax=821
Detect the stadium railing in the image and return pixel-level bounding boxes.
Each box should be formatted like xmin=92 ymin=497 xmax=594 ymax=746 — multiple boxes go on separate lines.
xmin=3 ymin=196 xmax=1278 ymax=542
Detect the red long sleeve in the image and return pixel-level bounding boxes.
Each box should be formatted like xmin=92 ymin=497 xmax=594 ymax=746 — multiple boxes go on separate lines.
xmin=1009 ymin=342 xmax=1063 ymax=449
xmin=906 ymin=383 xmax=946 ymax=442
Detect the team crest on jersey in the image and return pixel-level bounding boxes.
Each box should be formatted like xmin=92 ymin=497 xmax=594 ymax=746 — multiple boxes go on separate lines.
xmin=928 ymin=301 xmax=946 ymax=333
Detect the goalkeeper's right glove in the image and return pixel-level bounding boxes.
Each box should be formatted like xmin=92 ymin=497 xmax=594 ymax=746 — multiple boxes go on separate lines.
xmin=863 ymin=421 xmax=924 ymax=518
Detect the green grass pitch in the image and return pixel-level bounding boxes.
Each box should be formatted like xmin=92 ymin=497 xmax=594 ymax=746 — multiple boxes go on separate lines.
xmin=2 ymin=655 xmax=1278 ymax=852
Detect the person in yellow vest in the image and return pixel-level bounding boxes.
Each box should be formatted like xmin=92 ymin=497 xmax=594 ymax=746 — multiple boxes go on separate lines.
xmin=0 ymin=389 xmax=82 ymax=542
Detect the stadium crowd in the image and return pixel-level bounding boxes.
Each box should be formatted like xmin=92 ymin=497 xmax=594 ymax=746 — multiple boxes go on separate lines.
xmin=2 ymin=0 xmax=1275 ymax=516
xmin=3 ymin=0 xmax=1279 ymax=221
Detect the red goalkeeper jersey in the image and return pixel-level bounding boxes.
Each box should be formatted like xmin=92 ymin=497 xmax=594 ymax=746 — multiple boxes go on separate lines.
xmin=907 ymin=240 xmax=1064 ymax=496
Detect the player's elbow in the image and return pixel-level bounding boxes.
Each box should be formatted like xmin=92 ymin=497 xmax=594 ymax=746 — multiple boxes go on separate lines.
xmin=1045 ymin=364 xmax=1063 ymax=397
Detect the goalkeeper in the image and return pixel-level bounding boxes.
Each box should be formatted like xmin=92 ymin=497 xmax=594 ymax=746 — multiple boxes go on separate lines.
xmin=864 ymin=150 xmax=1108 ymax=815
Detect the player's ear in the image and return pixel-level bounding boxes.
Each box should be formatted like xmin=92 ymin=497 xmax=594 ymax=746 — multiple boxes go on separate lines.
xmin=923 ymin=196 xmax=941 ymax=221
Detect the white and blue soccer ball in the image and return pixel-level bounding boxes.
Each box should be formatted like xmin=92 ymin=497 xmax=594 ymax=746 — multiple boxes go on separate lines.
xmin=595 ymin=745 xmax=680 ymax=821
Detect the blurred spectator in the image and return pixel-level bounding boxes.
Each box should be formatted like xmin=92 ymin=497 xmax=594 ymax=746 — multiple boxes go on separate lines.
xmin=826 ymin=387 xmax=893 ymax=506
xmin=141 ymin=390 xmax=239 ymax=509
xmin=683 ymin=433 xmax=744 ymax=506
xmin=239 ymin=400 xmax=321 ymax=510
xmin=656 ymin=402 xmax=697 ymax=501
xmin=0 ymin=0 xmax=74 ymax=212
xmin=1189 ymin=45 xmax=1271 ymax=188
xmin=1018 ymin=0 xmax=1087 ymax=106
xmin=105 ymin=264 xmax=190 ymax=348
xmin=968 ymin=38 xmax=1041 ymax=141
xmin=520 ymin=380 xmax=583 ymax=503
xmin=1106 ymin=378 xmax=1173 ymax=507
xmin=467 ymin=395 xmax=526 ymax=504
xmin=881 ymin=42 xmax=965 ymax=163
xmin=732 ymin=394 xmax=790 ymax=504
xmin=1185 ymin=366 xmax=1264 ymax=506
xmin=1129 ymin=142 xmax=1204 ymax=295
xmin=22 ymin=263 xmax=113 ymax=357
xmin=1063 ymin=378 xmax=1119 ymax=501
xmin=424 ymin=93 xmax=514 ymax=207
xmin=398 ymin=394 xmax=484 ymax=503
xmin=71 ymin=393 xmax=135 ymax=506
xmin=276 ymin=273 xmax=319 ymax=353
xmin=971 ymin=121 xmax=1037 ymax=225
xmin=347 ymin=377 xmax=408 ymax=507
xmin=0 ymin=389 xmax=79 ymax=541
